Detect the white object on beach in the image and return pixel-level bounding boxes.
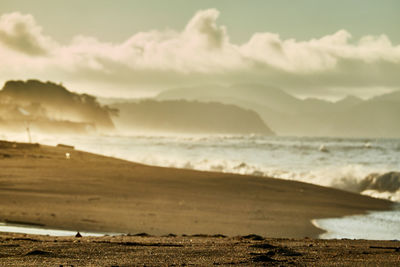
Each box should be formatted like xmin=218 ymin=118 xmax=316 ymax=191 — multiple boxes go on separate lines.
xmin=319 ymin=144 xmax=329 ymax=152
xmin=65 ymin=152 xmax=71 ymax=159
xmin=364 ymin=142 xmax=372 ymax=149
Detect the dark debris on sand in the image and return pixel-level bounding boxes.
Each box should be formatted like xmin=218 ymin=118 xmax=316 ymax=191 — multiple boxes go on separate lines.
xmin=1 ymin=233 xmax=400 ymax=266
xmin=24 ymin=250 xmax=53 ymax=256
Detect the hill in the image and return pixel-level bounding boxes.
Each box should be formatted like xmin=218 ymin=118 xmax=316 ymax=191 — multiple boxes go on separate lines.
xmin=328 ymin=95 xmax=400 ymax=138
xmin=0 ymin=80 xmax=117 ymax=134
xmin=112 ymin=100 xmax=274 ymax=135
xmin=157 ymin=84 xmax=400 ymax=137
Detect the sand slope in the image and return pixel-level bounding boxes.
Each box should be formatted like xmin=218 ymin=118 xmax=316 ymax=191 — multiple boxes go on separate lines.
xmin=0 ymin=141 xmax=392 ymax=238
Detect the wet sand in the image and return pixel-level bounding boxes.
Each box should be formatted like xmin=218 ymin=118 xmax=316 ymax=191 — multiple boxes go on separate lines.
xmin=0 ymin=140 xmax=392 ymax=238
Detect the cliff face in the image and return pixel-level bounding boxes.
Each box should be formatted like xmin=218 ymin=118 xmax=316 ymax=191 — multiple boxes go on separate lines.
xmin=112 ymin=100 xmax=274 ymax=135
xmin=0 ymin=80 xmax=117 ymax=133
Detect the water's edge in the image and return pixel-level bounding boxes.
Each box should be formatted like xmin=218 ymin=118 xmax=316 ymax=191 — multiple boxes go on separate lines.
xmin=311 ymin=204 xmax=400 ymax=240
xmin=0 ymin=222 xmax=120 ymax=237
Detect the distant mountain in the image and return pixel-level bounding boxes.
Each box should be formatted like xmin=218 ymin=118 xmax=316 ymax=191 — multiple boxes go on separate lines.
xmin=327 ymin=92 xmax=400 ymax=138
xmin=334 ymin=95 xmax=363 ymax=109
xmin=3 ymin=79 xmax=398 ymax=137
xmin=112 ymin=100 xmax=274 ymax=135
xmin=156 ymin=84 xmax=400 ymax=137
xmin=158 ymin=83 xmax=304 ymax=114
xmin=157 ymin=84 xmax=338 ymax=136
xmin=370 ymin=90 xmax=400 ymax=103
xmin=0 ymin=80 xmax=117 ymax=134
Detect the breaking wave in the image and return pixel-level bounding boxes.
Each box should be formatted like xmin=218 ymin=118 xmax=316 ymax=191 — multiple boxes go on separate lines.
xmin=130 ymin=155 xmax=400 ymax=201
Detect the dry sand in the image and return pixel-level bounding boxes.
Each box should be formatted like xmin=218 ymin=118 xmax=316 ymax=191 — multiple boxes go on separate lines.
xmin=0 ymin=140 xmax=398 ymax=265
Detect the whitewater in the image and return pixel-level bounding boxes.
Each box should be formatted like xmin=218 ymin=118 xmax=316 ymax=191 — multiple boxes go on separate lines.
xmin=2 ymin=133 xmax=400 ymax=240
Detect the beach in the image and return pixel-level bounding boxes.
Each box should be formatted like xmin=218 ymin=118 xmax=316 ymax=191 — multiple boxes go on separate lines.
xmin=0 ymin=140 xmax=398 ymax=265
xmin=0 ymin=232 xmax=399 ymax=266
xmin=0 ymin=140 xmax=393 ymax=238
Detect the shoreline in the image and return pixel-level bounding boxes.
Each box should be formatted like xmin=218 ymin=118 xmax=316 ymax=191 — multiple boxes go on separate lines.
xmin=2 ymin=208 xmax=400 ymax=241
xmin=0 ymin=140 xmax=393 ymax=239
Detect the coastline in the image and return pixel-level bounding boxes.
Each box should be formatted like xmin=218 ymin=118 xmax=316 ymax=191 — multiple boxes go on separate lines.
xmin=0 ymin=140 xmax=393 ymax=238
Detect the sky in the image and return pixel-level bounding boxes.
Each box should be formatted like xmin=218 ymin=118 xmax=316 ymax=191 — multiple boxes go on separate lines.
xmin=0 ymin=0 xmax=399 ymax=99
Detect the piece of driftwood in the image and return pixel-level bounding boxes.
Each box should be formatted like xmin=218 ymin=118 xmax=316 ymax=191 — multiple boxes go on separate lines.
xmin=57 ymin=144 xmax=75 ymax=149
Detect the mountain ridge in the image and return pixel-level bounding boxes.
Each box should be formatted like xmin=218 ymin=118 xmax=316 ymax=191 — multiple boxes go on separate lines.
xmin=156 ymin=84 xmax=400 ymax=137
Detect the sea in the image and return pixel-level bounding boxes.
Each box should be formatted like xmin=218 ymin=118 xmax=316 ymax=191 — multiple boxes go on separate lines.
xmin=2 ymin=133 xmax=400 ymax=240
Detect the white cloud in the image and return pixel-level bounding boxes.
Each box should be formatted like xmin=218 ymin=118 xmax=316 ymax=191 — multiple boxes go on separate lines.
xmin=0 ymin=9 xmax=399 ymax=98
xmin=0 ymin=12 xmax=56 ymax=55
xmin=183 ymin=9 xmax=227 ymax=49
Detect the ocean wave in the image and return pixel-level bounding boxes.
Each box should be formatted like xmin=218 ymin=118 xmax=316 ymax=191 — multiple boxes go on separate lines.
xmin=129 ymin=155 xmax=399 ymax=200
xmin=359 ymin=172 xmax=400 ymax=192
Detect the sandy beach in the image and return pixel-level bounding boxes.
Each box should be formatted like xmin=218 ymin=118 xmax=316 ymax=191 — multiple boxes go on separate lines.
xmin=0 ymin=140 xmax=398 ymax=265
xmin=0 ymin=140 xmax=393 ymax=237
xmin=1 ymin=232 xmax=400 ymax=266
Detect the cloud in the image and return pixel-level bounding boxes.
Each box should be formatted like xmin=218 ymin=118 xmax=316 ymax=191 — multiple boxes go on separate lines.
xmin=184 ymin=9 xmax=227 ymax=49
xmin=0 ymin=12 xmax=55 ymax=56
xmin=0 ymin=9 xmax=399 ymax=98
